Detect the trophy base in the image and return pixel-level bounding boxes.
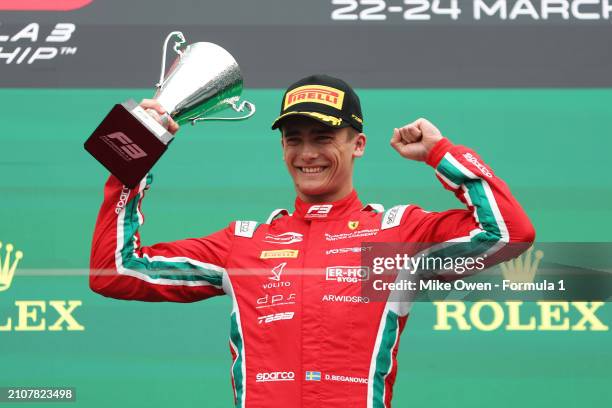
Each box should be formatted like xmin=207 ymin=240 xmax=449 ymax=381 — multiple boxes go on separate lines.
xmin=84 ymin=100 xmax=173 ymax=188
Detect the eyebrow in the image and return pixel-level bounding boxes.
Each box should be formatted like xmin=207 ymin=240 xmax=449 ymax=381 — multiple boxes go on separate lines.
xmin=283 ymin=127 xmax=333 ymax=137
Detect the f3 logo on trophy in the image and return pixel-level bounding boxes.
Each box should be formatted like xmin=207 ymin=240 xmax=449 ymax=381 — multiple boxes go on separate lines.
xmin=101 ymin=132 xmax=148 ymax=161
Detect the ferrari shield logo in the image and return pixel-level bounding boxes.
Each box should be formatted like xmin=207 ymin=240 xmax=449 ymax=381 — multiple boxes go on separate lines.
xmin=348 ymin=221 xmax=359 ymax=230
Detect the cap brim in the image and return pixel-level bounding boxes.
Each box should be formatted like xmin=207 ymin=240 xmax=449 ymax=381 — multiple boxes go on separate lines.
xmin=271 ymin=111 xmax=348 ymax=130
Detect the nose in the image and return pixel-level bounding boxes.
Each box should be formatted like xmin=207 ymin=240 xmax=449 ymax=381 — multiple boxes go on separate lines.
xmin=300 ymin=141 xmax=319 ymax=162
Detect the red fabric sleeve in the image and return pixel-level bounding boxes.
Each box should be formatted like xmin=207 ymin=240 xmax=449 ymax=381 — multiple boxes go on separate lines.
xmin=89 ymin=175 xmax=233 ymax=302
xmin=399 ymin=138 xmax=535 ymax=273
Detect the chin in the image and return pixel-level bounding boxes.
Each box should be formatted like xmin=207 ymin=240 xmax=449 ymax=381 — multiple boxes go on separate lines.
xmin=296 ymin=182 xmax=330 ymax=197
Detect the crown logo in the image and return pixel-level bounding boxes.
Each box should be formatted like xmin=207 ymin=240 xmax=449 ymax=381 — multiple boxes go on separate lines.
xmin=500 ymin=246 xmax=543 ymax=284
xmin=0 ymin=241 xmax=23 ymax=292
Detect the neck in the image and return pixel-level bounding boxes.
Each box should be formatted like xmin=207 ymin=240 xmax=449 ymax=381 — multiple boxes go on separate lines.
xmin=296 ymin=182 xmax=354 ymax=203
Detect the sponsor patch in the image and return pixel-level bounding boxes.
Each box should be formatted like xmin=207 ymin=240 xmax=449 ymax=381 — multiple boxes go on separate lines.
xmin=381 ymin=205 xmax=409 ymax=230
xmin=263 ymin=232 xmax=303 ymax=245
xmin=235 ymin=220 xmax=259 ymax=238
xmin=258 ymin=312 xmax=294 ymax=324
xmin=284 ymin=85 xmax=345 ymax=110
xmin=269 ymin=262 xmax=286 ymax=281
xmin=325 ymin=229 xmax=379 ymax=241
xmin=256 ymin=371 xmax=295 ymax=382
xmin=348 ymin=221 xmax=359 ymax=230
xmin=260 ymin=250 xmax=299 ymax=259
xmin=256 ymin=293 xmax=296 ymax=309
xmin=325 ymin=266 xmax=370 ymax=283
xmin=322 ymin=294 xmax=369 ymax=303
xmin=325 ymin=246 xmax=371 ymax=255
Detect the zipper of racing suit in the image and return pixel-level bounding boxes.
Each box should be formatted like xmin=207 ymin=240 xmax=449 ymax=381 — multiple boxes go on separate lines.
xmin=300 ymin=218 xmax=309 ymax=408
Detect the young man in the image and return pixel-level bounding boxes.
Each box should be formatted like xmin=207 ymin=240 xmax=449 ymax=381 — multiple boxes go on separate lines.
xmin=90 ymin=74 xmax=535 ymax=407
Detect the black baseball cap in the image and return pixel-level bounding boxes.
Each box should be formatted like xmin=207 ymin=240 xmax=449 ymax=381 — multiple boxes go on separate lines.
xmin=271 ymin=74 xmax=363 ymax=132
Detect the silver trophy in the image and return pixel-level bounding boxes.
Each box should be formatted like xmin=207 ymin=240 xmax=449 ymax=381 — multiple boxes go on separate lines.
xmin=85 ymin=31 xmax=256 ymax=188
xmin=154 ymin=31 xmax=255 ymax=127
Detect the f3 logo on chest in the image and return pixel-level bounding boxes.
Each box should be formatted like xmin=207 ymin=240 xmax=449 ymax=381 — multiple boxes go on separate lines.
xmin=305 ymin=204 xmax=333 ymax=219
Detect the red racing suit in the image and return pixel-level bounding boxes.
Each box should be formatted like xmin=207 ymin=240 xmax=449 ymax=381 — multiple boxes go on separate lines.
xmin=90 ymin=138 xmax=535 ymax=408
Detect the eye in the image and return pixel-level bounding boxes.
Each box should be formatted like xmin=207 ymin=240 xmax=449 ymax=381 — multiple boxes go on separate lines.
xmin=285 ymin=137 xmax=300 ymax=146
xmin=316 ymin=135 xmax=333 ymax=143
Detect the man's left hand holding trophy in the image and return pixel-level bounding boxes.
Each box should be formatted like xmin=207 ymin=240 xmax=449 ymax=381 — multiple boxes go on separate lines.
xmin=140 ymin=99 xmax=180 ymax=135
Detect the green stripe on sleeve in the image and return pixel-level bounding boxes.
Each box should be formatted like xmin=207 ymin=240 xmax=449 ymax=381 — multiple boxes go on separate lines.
xmin=437 ymin=157 xmax=468 ymax=185
xmin=119 ymin=192 xmax=224 ymax=285
xmin=438 ymin=157 xmax=502 ymax=241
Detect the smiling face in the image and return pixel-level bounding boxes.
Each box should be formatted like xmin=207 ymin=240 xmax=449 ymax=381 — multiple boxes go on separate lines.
xmin=281 ymin=116 xmax=366 ymax=203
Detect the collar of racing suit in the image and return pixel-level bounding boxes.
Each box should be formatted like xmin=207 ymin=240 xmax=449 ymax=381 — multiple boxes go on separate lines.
xmin=293 ymin=189 xmax=364 ymax=220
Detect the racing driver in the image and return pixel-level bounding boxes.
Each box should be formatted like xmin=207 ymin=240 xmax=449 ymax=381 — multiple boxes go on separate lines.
xmin=90 ymin=74 xmax=535 ymax=407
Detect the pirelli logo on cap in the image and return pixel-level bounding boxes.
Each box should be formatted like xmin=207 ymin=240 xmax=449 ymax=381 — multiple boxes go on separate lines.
xmin=260 ymin=250 xmax=299 ymax=259
xmin=284 ymin=85 xmax=345 ymax=110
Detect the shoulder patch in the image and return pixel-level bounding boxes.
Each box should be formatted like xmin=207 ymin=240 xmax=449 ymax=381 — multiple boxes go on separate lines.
xmin=381 ymin=205 xmax=409 ymax=230
xmin=362 ymin=203 xmax=385 ymax=214
xmin=234 ymin=220 xmax=260 ymax=238
xmin=265 ymin=209 xmax=290 ymax=224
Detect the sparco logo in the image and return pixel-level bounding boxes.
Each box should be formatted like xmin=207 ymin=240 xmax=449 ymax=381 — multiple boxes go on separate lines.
xmin=0 ymin=23 xmax=77 ymax=64
xmin=114 ymin=187 xmax=131 ymax=214
xmin=256 ymin=371 xmax=295 ymax=382
xmin=263 ymin=232 xmax=303 ymax=245
xmin=101 ymin=132 xmax=148 ymax=161
xmin=463 ymin=153 xmax=493 ymax=178
xmin=326 ymin=266 xmax=369 ymax=283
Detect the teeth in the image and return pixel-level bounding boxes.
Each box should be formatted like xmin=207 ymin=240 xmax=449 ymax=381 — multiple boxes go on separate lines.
xmin=301 ymin=167 xmax=324 ymax=173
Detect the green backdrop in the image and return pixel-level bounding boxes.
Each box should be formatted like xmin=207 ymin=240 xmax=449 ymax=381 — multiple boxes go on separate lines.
xmin=1 ymin=89 xmax=610 ymax=407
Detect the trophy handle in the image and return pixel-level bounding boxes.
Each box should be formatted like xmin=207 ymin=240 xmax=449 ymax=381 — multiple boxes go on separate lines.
xmin=156 ymin=31 xmax=186 ymax=89
xmin=190 ymin=97 xmax=256 ymax=124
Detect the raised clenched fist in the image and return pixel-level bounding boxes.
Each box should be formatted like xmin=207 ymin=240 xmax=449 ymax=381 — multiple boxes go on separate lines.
xmin=390 ymin=118 xmax=444 ymax=162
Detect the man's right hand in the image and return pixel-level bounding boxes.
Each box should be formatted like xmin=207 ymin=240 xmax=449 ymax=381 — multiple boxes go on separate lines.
xmin=139 ymin=99 xmax=180 ymax=135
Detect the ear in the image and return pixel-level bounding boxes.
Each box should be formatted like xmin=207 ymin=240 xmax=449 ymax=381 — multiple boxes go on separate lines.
xmin=353 ymin=133 xmax=367 ymax=158
xmin=280 ymin=135 xmax=287 ymax=161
